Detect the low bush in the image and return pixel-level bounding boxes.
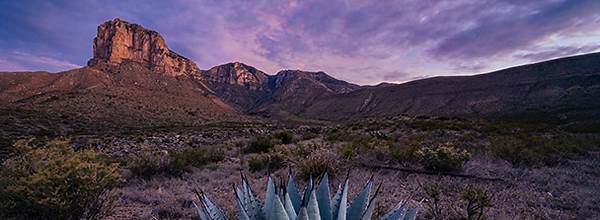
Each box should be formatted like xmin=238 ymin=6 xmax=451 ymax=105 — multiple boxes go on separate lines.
xmin=0 ymin=139 xmax=122 ymax=220
xmin=243 ymin=136 xmax=274 ymax=154
xmin=274 ymin=131 xmax=295 ymax=144
xmin=338 ymin=143 xmax=358 ymax=160
xmin=297 ymin=155 xmax=337 ymax=180
xmin=390 ymin=144 xmax=419 ymax=164
xmin=129 ymin=147 xmax=224 ymax=178
xmin=460 ymin=185 xmax=492 ymax=220
xmin=247 ymin=153 xmax=286 ymax=172
xmin=489 ymin=133 xmax=594 ymax=166
xmin=422 ymin=184 xmax=492 ymax=220
xmin=415 ymin=143 xmax=470 ymax=172
xmin=129 ymin=147 xmax=170 ymax=179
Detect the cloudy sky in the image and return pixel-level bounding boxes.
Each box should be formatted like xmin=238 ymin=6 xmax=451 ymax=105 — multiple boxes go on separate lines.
xmin=1 ymin=0 xmax=599 ymax=85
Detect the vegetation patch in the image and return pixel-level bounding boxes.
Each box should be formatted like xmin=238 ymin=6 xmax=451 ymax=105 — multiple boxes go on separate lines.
xmin=415 ymin=143 xmax=470 ymax=172
xmin=0 ymin=139 xmax=122 ymax=220
xmin=247 ymin=152 xmax=286 ymax=172
xmin=242 ymin=136 xmax=275 ymax=154
xmin=273 ymin=131 xmax=295 ymax=144
xmin=129 ymin=146 xmax=224 ymax=179
xmin=489 ymin=133 xmax=595 ymax=166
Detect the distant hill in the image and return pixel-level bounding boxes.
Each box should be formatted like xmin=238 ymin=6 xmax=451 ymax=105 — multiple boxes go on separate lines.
xmin=302 ymin=52 xmax=600 ymax=123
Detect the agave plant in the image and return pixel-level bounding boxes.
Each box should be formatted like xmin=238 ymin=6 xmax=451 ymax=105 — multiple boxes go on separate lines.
xmin=194 ymin=172 xmax=417 ymax=220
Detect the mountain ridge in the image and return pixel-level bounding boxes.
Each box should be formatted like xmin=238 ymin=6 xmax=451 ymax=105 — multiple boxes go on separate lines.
xmin=1 ymin=18 xmax=599 ymax=126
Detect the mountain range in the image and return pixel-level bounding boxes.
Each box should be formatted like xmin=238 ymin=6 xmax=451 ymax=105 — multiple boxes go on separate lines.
xmin=1 ymin=18 xmax=599 ymax=127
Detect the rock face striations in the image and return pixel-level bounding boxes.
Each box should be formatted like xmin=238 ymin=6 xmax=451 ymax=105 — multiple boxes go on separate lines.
xmin=87 ymin=18 xmax=200 ymax=77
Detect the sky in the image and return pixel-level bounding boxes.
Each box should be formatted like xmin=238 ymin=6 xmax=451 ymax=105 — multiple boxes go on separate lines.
xmin=1 ymin=0 xmax=599 ymax=85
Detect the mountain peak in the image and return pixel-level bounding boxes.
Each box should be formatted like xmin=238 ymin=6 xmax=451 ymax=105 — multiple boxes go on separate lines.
xmin=87 ymin=18 xmax=200 ymax=76
xmin=204 ymin=62 xmax=268 ymax=90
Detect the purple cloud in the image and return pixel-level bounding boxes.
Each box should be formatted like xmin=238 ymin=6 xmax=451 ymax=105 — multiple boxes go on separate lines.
xmin=1 ymin=0 xmax=599 ymax=84
xmin=516 ymin=44 xmax=600 ymax=62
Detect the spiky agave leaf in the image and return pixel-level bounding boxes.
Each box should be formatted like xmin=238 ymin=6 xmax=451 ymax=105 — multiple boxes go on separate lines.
xmin=380 ymin=202 xmax=406 ymax=220
xmin=195 ymin=190 xmax=228 ymax=220
xmin=195 ymin=172 xmax=417 ymax=220
xmin=284 ymin=191 xmax=298 ymax=219
xmin=234 ymin=190 xmax=252 ymax=220
xmin=307 ymin=187 xmax=322 ymax=220
xmin=331 ymin=173 xmax=350 ymax=220
xmin=193 ymin=201 xmax=209 ymax=220
xmin=303 ymin=176 xmax=314 ymax=204
xmin=347 ymin=176 xmax=373 ymax=220
xmin=403 ymin=208 xmax=417 ymax=220
xmin=238 ymin=174 xmax=265 ymax=220
xmin=287 ymin=171 xmax=302 ymax=213
xmin=297 ymin=206 xmax=310 ymax=220
xmin=360 ymin=183 xmax=383 ymax=220
xmin=316 ymin=173 xmax=332 ymax=220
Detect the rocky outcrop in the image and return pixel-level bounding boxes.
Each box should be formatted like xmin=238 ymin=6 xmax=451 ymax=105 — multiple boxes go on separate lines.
xmin=203 ymin=62 xmax=269 ymax=90
xmin=87 ymin=18 xmax=200 ymax=76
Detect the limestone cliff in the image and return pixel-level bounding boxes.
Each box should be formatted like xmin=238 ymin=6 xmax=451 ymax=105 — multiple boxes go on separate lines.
xmin=87 ymin=18 xmax=200 ymax=76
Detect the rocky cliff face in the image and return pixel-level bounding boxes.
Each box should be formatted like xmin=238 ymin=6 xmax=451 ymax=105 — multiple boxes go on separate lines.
xmin=87 ymin=18 xmax=200 ymax=76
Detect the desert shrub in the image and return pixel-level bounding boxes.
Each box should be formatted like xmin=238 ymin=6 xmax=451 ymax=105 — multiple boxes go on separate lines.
xmin=247 ymin=155 xmax=266 ymax=172
xmin=415 ymin=143 xmax=470 ymax=172
xmin=0 ymin=139 xmax=122 ymax=220
xmin=243 ymin=136 xmax=274 ymax=154
xmin=460 ymin=185 xmax=492 ymax=220
xmin=390 ymin=144 xmax=419 ymax=163
xmin=174 ymin=147 xmax=224 ymax=168
xmin=423 ymin=184 xmax=444 ymax=220
xmin=291 ymin=143 xmax=317 ymax=159
xmin=267 ymin=152 xmax=286 ymax=171
xmin=129 ymin=147 xmax=170 ymax=179
xmin=339 ymin=143 xmax=358 ymax=160
xmin=422 ymin=184 xmax=491 ymax=220
xmin=490 ymin=133 xmax=594 ymax=166
xmin=297 ymin=155 xmax=337 ymax=180
xmin=130 ymin=147 xmax=224 ymax=178
xmin=247 ymin=152 xmax=286 ymax=172
xmin=300 ymin=131 xmax=318 ymax=140
xmin=274 ymin=131 xmax=295 ymax=144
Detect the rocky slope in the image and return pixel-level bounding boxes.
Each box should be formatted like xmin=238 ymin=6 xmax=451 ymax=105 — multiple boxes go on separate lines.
xmin=0 ymin=19 xmax=242 ymax=128
xmin=200 ymin=64 xmax=360 ymax=116
xmin=303 ymin=52 xmax=600 ymax=122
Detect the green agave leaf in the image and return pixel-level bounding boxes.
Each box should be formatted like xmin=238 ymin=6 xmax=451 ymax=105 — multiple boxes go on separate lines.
xmin=316 ymin=173 xmax=332 ymax=220
xmin=307 ymin=187 xmax=322 ymax=220
xmin=240 ymin=174 xmax=265 ymax=220
xmin=403 ymin=208 xmax=417 ymax=220
xmin=347 ymin=177 xmax=373 ymax=220
xmin=303 ymin=176 xmax=314 ymax=205
xmin=332 ymin=174 xmax=349 ymax=220
xmin=284 ymin=192 xmax=298 ymax=220
xmin=287 ymin=172 xmax=302 ymax=213
xmin=297 ymin=207 xmax=310 ymax=220
xmin=270 ymin=190 xmax=291 ymax=220
xmin=235 ymin=191 xmax=252 ymax=220
xmin=380 ymin=202 xmax=406 ymax=220
xmin=360 ymin=183 xmax=382 ymax=220
xmin=199 ymin=193 xmax=228 ymax=220
xmin=193 ymin=201 xmax=209 ymax=220
xmin=264 ymin=176 xmax=278 ymax=217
